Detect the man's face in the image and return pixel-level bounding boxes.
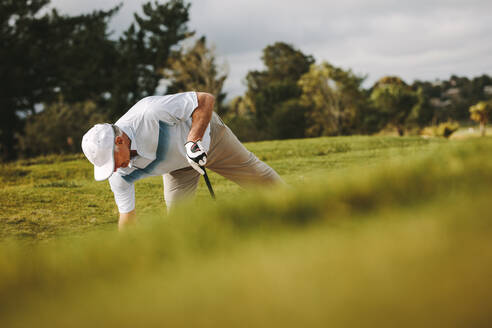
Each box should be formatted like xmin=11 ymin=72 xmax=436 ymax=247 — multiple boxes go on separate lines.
xmin=114 ymin=136 xmax=130 ymax=171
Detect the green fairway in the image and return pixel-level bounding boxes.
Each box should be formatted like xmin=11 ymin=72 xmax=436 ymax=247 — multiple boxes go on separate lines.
xmin=1 ymin=135 xmax=491 ymax=327
xmin=0 ymin=136 xmax=443 ymax=240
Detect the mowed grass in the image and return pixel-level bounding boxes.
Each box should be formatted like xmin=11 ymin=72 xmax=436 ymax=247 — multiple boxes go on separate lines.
xmin=0 ymin=136 xmax=441 ymax=240
xmin=1 ymin=135 xmax=492 ymax=327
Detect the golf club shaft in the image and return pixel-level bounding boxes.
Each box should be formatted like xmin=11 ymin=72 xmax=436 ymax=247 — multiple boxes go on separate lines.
xmin=202 ymin=167 xmax=215 ymax=199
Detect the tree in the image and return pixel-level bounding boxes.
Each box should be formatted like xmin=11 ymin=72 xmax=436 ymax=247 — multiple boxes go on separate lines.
xmin=110 ymin=0 xmax=193 ymax=119
xmin=0 ymin=0 xmax=194 ymax=160
xmin=469 ymin=101 xmax=491 ymax=136
xmin=410 ymin=80 xmax=443 ymax=126
xmin=0 ymin=0 xmax=119 ymax=159
xmin=221 ymin=96 xmax=258 ymax=142
xmin=298 ymin=62 xmax=368 ymax=137
xmin=370 ymin=76 xmax=419 ymax=136
xmin=53 ymin=7 xmax=121 ymax=105
xmin=261 ymin=42 xmax=315 ymax=82
xmin=269 ymin=99 xmax=307 ymax=139
xmin=244 ymin=42 xmax=314 ymax=139
xmin=164 ymin=36 xmax=227 ymax=114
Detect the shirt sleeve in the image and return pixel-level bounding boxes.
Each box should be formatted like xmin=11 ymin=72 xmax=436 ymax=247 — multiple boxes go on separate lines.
xmin=109 ymin=173 xmax=136 ymax=213
xmin=146 ymin=92 xmax=199 ymax=124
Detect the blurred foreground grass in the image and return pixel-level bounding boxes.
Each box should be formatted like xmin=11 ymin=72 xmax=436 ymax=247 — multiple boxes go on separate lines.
xmin=1 ymin=136 xmax=492 ymax=327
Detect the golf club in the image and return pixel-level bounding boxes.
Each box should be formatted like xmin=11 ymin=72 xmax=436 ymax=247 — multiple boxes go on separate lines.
xmin=202 ymin=167 xmax=216 ymax=199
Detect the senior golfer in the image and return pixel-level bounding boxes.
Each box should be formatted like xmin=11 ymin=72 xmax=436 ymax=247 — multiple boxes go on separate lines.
xmin=82 ymin=92 xmax=282 ymax=229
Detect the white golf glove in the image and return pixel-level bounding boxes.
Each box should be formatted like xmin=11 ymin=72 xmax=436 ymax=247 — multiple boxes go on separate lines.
xmin=185 ymin=140 xmax=207 ymax=175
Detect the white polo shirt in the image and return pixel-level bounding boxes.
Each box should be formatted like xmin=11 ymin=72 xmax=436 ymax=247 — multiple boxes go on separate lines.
xmin=108 ymin=92 xmax=211 ymax=213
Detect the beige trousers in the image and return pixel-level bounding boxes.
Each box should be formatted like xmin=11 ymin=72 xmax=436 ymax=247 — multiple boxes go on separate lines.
xmin=163 ymin=113 xmax=283 ymax=207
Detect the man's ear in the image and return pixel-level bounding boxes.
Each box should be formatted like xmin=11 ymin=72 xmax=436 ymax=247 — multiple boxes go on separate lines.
xmin=115 ymin=136 xmax=124 ymax=145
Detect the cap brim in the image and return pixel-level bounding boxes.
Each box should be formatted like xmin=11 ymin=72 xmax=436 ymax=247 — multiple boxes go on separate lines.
xmin=94 ymin=152 xmax=115 ymax=181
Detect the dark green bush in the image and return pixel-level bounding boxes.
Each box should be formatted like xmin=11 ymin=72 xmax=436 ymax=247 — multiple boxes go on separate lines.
xmin=18 ymin=99 xmax=108 ymax=157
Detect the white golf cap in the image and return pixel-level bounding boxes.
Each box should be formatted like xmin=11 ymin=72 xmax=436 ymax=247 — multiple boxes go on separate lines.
xmin=81 ymin=123 xmax=115 ymax=181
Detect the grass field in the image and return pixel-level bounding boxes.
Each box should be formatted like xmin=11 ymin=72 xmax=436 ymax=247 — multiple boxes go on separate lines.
xmin=1 ymin=135 xmax=491 ymax=327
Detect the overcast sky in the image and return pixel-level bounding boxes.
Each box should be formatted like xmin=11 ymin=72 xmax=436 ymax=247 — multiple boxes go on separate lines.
xmin=50 ymin=0 xmax=492 ymax=98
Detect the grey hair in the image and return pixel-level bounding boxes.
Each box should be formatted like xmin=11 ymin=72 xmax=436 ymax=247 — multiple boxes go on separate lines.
xmin=112 ymin=125 xmax=123 ymax=137
xmin=112 ymin=125 xmax=124 ymax=153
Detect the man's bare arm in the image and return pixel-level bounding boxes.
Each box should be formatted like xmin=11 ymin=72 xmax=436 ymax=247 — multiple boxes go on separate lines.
xmin=187 ymin=92 xmax=215 ymax=142
xmin=119 ymin=210 xmax=136 ymax=231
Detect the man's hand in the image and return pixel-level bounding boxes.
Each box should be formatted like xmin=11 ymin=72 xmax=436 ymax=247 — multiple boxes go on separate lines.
xmin=185 ymin=140 xmax=207 ymax=175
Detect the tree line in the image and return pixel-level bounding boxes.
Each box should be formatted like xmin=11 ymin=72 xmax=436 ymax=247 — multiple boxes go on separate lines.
xmin=1 ymin=0 xmax=491 ymax=160
xmin=1 ymin=0 xmax=192 ymax=160
xmin=226 ymin=43 xmax=492 ymax=141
